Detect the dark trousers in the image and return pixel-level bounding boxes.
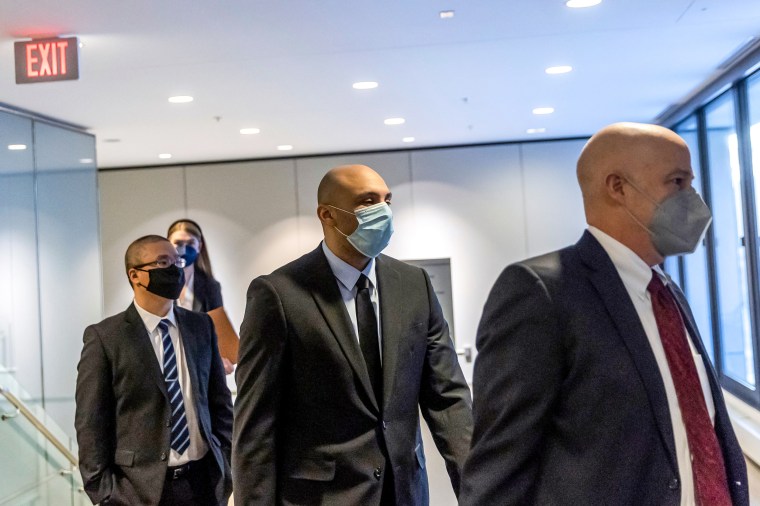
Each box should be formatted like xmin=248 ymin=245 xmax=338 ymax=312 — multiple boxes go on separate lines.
xmin=159 ymin=452 xmax=217 ymax=506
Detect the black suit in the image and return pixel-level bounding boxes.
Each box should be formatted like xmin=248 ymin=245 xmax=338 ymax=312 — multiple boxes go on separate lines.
xmin=233 ymin=245 xmax=473 ymax=505
xmin=75 ymin=304 xmax=233 ymax=506
xmin=460 ymin=231 xmax=748 ymax=506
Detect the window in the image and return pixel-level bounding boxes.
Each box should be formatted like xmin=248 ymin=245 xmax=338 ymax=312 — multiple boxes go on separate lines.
xmin=705 ymin=91 xmax=755 ymax=389
xmin=674 ymin=115 xmax=715 ymax=362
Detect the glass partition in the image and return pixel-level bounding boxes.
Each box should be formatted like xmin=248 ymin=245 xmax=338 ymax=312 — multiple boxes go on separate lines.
xmin=705 ymin=92 xmax=755 ymax=388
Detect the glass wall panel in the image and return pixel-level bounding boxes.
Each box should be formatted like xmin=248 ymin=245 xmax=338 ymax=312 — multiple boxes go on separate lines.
xmin=705 ymin=92 xmax=755 ymax=387
xmin=33 ymin=122 xmax=101 ymax=437
xmin=675 ymin=115 xmax=715 ymax=362
xmin=0 ymin=111 xmax=44 ymax=405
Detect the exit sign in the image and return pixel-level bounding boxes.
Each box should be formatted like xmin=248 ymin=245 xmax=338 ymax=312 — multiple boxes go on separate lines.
xmin=14 ymin=37 xmax=79 ymax=84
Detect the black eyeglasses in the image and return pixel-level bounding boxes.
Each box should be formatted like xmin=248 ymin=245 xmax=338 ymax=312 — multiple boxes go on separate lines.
xmin=133 ymin=257 xmax=185 ymax=270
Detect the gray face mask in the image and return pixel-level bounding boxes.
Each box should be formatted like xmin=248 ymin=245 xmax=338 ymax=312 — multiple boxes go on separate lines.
xmin=624 ymin=180 xmax=712 ymax=257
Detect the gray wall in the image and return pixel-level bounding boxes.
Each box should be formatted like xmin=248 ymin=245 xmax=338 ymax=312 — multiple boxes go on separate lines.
xmin=98 ymin=138 xmax=587 ymax=505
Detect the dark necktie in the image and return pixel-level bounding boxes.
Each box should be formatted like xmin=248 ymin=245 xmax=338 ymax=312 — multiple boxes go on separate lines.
xmin=158 ymin=319 xmax=190 ymax=455
xmin=647 ymin=272 xmax=731 ymax=505
xmin=355 ymin=274 xmax=382 ymax=403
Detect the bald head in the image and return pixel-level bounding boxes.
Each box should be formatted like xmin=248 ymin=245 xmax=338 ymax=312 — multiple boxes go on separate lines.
xmin=577 ymin=122 xmax=694 ymax=265
xmin=318 ymin=165 xmax=383 ymax=204
xmin=577 ymin=122 xmax=688 ymax=202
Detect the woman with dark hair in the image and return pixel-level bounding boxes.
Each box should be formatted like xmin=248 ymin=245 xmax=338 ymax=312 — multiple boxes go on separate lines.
xmin=168 ymin=218 xmax=239 ymax=374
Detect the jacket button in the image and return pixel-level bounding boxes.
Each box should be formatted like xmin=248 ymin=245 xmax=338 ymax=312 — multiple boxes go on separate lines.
xmin=668 ymin=478 xmax=679 ymax=490
xmin=160 ymin=452 xmax=167 ymax=461
xmin=374 ymin=468 xmax=382 ymax=480
xmin=382 ymin=421 xmax=387 ymax=430
xmin=166 ymin=419 xmax=171 ymax=427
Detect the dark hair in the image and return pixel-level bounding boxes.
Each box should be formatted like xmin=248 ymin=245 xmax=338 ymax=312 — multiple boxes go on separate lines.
xmin=124 ymin=235 xmax=171 ymax=284
xmin=167 ymin=219 xmax=214 ymax=278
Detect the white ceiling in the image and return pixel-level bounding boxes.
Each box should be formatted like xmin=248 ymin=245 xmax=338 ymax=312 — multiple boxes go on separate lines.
xmin=1 ymin=0 xmax=759 ymax=168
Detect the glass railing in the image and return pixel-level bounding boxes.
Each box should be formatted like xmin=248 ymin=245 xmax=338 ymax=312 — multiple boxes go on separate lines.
xmin=0 ymin=368 xmax=88 ymax=505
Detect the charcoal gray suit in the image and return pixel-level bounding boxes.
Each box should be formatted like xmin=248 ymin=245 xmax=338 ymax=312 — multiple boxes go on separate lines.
xmin=460 ymin=231 xmax=747 ymax=505
xmin=233 ymin=245 xmax=473 ymax=505
xmin=75 ymin=304 xmax=232 ymax=506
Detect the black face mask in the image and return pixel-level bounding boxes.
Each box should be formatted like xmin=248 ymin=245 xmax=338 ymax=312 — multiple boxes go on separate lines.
xmin=137 ymin=265 xmax=185 ymax=300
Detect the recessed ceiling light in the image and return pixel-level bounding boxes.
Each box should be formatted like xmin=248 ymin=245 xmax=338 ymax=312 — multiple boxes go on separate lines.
xmin=7 ymin=144 xmax=27 ymax=150
xmin=353 ymin=81 xmax=379 ymax=90
xmin=240 ymin=128 xmax=261 ymax=135
xmin=168 ymin=96 xmax=194 ymax=104
xmin=102 ymin=138 xmax=121 ymax=143
xmin=545 ymin=65 xmax=573 ymax=74
xmin=79 ymin=158 xmax=94 ymax=164
xmin=277 ymin=145 xmax=293 ymax=151
xmin=532 ymin=107 xmax=555 ymax=115
xmin=566 ymin=0 xmax=601 ymax=8
xmin=526 ymin=128 xmax=547 ymax=134
xmin=402 ymin=137 xmax=415 ymax=143
xmin=439 ymin=10 xmax=455 ymax=19
xmin=158 ymin=153 xmax=172 ymax=159
xmin=384 ymin=117 xmax=406 ymax=125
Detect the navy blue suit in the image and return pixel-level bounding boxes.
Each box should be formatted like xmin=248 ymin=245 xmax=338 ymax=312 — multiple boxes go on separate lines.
xmin=461 ymin=231 xmax=748 ymax=505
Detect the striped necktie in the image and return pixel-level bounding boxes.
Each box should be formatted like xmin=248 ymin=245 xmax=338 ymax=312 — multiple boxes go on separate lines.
xmin=158 ymin=319 xmax=190 ymax=455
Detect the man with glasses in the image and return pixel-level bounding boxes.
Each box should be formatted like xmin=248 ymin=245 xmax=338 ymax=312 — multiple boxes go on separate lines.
xmin=75 ymin=235 xmax=233 ymax=506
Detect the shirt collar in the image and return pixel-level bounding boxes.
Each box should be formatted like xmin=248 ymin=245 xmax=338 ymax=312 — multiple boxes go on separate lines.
xmin=587 ymin=226 xmax=666 ymax=300
xmin=133 ymin=299 xmax=177 ymax=334
xmin=321 ymin=241 xmax=376 ymax=291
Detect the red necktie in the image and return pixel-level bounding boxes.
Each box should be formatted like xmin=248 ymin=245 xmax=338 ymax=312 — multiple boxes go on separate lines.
xmin=647 ymin=271 xmax=731 ymax=505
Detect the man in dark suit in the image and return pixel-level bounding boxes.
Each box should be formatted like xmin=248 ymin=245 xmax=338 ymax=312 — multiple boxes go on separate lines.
xmin=75 ymin=235 xmax=232 ymax=506
xmin=233 ymin=164 xmax=473 ymax=505
xmin=460 ymin=123 xmax=748 ymax=506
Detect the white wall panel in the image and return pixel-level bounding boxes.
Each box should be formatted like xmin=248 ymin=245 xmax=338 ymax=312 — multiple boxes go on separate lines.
xmin=185 ymin=160 xmax=298 ymax=330
xmin=520 ymin=139 xmax=587 ymax=257
xmin=411 ymin=144 xmax=526 ymax=367
xmin=98 ymin=167 xmax=185 ymax=317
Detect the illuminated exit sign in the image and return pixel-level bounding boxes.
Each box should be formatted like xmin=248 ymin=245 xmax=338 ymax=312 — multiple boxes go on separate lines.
xmin=14 ymin=37 xmax=79 ymax=84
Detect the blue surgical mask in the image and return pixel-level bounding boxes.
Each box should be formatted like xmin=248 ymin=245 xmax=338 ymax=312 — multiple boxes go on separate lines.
xmin=329 ymin=202 xmax=394 ymax=258
xmin=175 ymin=244 xmax=199 ymax=267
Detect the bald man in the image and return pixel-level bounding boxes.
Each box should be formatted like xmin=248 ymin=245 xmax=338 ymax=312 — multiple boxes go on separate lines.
xmin=460 ymin=123 xmax=748 ymax=506
xmin=233 ymin=165 xmax=473 ymax=505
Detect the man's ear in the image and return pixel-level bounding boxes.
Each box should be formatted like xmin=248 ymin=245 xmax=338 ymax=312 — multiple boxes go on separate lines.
xmin=605 ymin=173 xmax=627 ymax=204
xmin=128 ymin=268 xmax=140 ymax=285
xmin=316 ymin=205 xmax=335 ymax=225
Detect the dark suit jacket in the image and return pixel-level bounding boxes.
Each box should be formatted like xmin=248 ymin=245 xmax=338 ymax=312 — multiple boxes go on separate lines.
xmin=192 ymin=269 xmax=223 ymax=313
xmin=233 ymin=245 xmax=473 ymax=505
xmin=75 ymin=303 xmax=233 ymax=506
xmin=460 ymin=231 xmax=748 ymax=506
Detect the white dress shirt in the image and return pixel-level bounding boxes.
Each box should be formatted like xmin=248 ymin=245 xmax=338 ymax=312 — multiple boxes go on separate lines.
xmin=321 ymin=241 xmax=383 ymax=362
xmin=588 ymin=226 xmax=715 ymax=505
xmin=177 ymin=269 xmax=195 ymax=311
xmin=134 ymin=300 xmax=208 ymax=466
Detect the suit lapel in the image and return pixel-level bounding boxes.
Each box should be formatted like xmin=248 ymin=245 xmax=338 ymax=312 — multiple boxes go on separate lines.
xmin=375 ymin=256 xmax=402 ymax=409
xmin=124 ymin=303 xmax=168 ymax=399
xmin=577 ymin=231 xmax=678 ymax=472
xmin=305 ymin=247 xmax=379 ymax=412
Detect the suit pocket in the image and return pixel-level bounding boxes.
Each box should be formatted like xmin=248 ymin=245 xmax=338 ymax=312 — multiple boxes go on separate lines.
xmin=113 ymin=449 xmax=134 ymax=467
xmin=287 ymin=458 xmax=336 ymax=482
xmin=414 ymin=443 xmax=426 ymax=470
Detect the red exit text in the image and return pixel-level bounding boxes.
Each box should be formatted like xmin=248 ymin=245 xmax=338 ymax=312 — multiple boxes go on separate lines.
xmin=14 ymin=37 xmax=79 ymax=84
